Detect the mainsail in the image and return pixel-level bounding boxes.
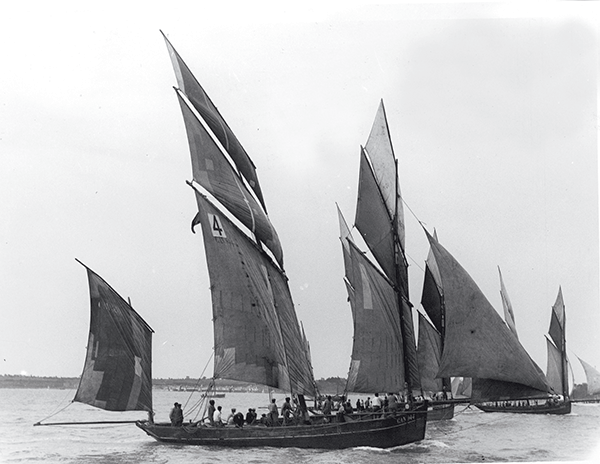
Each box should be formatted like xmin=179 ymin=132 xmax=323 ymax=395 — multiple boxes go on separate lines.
xmin=341 ymin=100 xmax=420 ymax=395
xmin=164 ymin=36 xmax=316 ymax=398
xmin=577 ymin=357 xmax=600 ymax=396
xmin=424 ymin=230 xmax=550 ymax=401
xmin=74 ymin=260 xmax=153 ymax=412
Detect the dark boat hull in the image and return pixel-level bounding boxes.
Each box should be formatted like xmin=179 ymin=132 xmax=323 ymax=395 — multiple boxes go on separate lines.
xmin=474 ymin=401 xmax=571 ymax=415
xmin=427 ymin=403 xmax=454 ymax=421
xmin=136 ymin=406 xmax=427 ymax=449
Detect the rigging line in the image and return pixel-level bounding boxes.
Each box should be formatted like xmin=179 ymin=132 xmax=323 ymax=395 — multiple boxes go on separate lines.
xmin=33 ymin=401 xmax=73 ymax=425
xmin=38 ymin=390 xmax=74 ymax=424
xmin=182 ymin=351 xmax=215 ymax=414
xmin=401 ymin=194 xmax=426 ymax=228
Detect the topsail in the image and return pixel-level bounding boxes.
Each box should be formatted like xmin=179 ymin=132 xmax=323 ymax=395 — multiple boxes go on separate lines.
xmin=162 ymin=31 xmax=266 ymax=211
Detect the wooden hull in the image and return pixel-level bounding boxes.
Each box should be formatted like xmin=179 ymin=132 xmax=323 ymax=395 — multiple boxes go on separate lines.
xmin=427 ymin=403 xmax=454 ymax=421
xmin=136 ymin=405 xmax=427 ymax=449
xmin=474 ymin=401 xmax=571 ymax=415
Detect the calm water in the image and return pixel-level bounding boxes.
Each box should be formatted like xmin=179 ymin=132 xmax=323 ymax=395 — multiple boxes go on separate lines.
xmin=1 ymin=388 xmax=599 ymax=463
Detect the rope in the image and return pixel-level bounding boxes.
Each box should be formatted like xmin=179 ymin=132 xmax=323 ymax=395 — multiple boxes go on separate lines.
xmin=34 ymin=390 xmax=74 ymax=425
xmin=180 ymin=352 xmax=215 ymax=422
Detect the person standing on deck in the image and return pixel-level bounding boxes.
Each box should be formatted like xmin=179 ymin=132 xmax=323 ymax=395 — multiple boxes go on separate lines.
xmin=267 ymin=398 xmax=279 ymax=426
xmin=213 ymin=405 xmax=224 ymax=426
xmin=207 ymin=399 xmax=216 ymax=425
xmin=169 ymin=402 xmax=183 ymax=426
xmin=371 ymin=393 xmax=382 ymax=411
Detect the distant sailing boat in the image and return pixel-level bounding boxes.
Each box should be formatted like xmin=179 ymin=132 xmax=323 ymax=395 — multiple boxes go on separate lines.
xmin=576 ymin=356 xmax=600 ymax=400
xmin=417 ymin=231 xmax=455 ymax=420
xmin=35 ymin=260 xmax=154 ymax=426
xmin=422 ymin=231 xmax=565 ymax=411
xmin=335 ymin=99 xmax=428 ymax=433
xmin=465 ymin=273 xmax=571 ymax=414
xmin=135 ymin=32 xmax=427 ymax=449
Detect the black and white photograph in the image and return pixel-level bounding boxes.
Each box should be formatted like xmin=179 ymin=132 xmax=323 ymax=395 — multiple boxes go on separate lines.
xmin=1 ymin=1 xmax=599 ymax=462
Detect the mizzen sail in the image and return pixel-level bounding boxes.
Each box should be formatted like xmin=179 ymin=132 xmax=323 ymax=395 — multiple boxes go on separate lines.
xmin=74 ymin=260 xmax=153 ymax=412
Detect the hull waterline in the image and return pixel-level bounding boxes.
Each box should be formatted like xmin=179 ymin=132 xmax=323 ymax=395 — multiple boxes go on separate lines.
xmin=474 ymin=401 xmax=571 ymax=415
xmin=136 ymin=406 xmax=427 ymax=449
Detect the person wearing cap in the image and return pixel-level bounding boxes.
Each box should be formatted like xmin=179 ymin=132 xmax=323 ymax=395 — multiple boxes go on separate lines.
xmin=170 ymin=402 xmax=183 ymax=426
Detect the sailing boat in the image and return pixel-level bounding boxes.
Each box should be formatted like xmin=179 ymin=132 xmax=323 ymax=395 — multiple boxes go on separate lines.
xmin=35 ymin=260 xmax=154 ymax=426
xmin=576 ymin=356 xmax=600 ymax=401
xmin=474 ymin=284 xmax=571 ymax=414
xmin=135 ymin=32 xmax=427 ymax=449
xmin=417 ymin=232 xmax=455 ymax=420
xmin=421 ymin=231 xmax=571 ymax=412
xmin=335 ymin=100 xmax=427 ymax=435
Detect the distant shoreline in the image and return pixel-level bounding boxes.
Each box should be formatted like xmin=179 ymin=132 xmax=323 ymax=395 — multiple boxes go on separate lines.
xmin=0 ymin=374 xmax=347 ymax=394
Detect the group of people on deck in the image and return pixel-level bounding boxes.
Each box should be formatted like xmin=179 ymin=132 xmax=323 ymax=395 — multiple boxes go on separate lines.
xmin=170 ymin=396 xmax=309 ymax=428
xmin=318 ymin=391 xmax=420 ymax=419
xmin=169 ymin=391 xmax=425 ymax=428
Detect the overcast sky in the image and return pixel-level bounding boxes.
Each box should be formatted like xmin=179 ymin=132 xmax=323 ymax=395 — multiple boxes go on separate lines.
xmin=1 ymin=2 xmax=598 ymax=385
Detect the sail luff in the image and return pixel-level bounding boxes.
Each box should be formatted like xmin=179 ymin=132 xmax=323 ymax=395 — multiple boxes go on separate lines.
xmin=498 ymin=267 xmax=518 ymax=339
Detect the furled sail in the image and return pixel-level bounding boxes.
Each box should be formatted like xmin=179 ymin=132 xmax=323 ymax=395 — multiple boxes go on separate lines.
xmin=343 ymin=240 xmax=405 ymax=393
xmin=577 ymin=357 xmax=600 ymax=396
xmin=162 ymin=31 xmax=266 ymax=211
xmin=194 ymin=192 xmax=316 ymax=396
xmin=176 ymin=91 xmax=283 ymax=267
xmin=74 ymin=260 xmax=153 ymax=412
xmin=498 ymin=267 xmax=518 ymax=339
xmin=424 ymin=230 xmax=550 ymax=399
xmin=417 ymin=313 xmax=444 ymax=393
xmin=352 ymin=100 xmax=420 ymax=394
